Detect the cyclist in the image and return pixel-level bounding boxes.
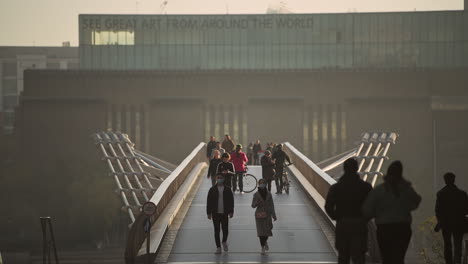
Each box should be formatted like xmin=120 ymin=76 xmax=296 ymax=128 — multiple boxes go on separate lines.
xmin=230 ymin=144 xmax=249 ymax=193
xmin=216 ymin=152 xmax=235 ymax=189
xmin=272 ymin=144 xmax=291 ymax=194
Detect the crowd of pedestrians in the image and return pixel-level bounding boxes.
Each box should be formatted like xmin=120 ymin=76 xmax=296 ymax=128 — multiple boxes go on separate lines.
xmin=205 ymin=135 xmax=289 ymax=255
xmin=205 ymin=136 xmax=468 ymax=262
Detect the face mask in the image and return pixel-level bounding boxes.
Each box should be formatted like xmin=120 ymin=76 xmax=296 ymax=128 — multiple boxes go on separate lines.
xmin=259 ymin=183 xmax=266 ymax=189
xmin=217 ymin=179 xmax=224 ymax=184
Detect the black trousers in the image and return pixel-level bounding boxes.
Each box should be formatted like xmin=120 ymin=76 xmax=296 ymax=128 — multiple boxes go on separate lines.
xmin=442 ymin=228 xmax=464 ymax=264
xmin=231 ymin=171 xmax=244 ymax=192
xmin=253 ymin=153 xmax=260 ymax=165
xmin=274 ymin=166 xmax=284 ymax=192
xmin=212 ymin=213 xmax=229 ymax=248
xmin=266 ymin=179 xmax=272 ymax=192
xmin=224 ymin=174 xmax=232 ymax=189
xmin=376 ymin=222 xmax=412 ymax=264
xmin=335 ymin=218 xmax=367 ymax=264
xmin=259 ymin=236 xmax=268 ymax=246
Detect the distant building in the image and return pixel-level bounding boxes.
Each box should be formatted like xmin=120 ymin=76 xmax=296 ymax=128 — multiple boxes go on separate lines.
xmin=79 ymin=12 xmax=468 ymax=70
xmin=0 ymin=47 xmax=78 ymax=134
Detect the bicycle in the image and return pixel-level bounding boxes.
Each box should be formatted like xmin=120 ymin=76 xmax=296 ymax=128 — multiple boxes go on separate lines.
xmin=281 ymin=163 xmax=293 ymax=194
xmin=241 ymin=167 xmax=258 ymax=193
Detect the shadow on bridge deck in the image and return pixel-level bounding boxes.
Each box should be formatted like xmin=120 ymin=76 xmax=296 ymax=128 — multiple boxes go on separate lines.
xmin=166 ymin=166 xmax=337 ymax=264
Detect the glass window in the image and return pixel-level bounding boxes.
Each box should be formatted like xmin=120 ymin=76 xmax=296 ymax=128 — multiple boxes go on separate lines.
xmin=3 ymin=95 xmax=18 ymax=110
xmin=2 ymin=63 xmax=17 ymax=76
xmin=3 ymin=111 xmax=15 ymax=126
xmin=92 ymin=30 xmax=134 ymax=45
xmin=2 ymin=79 xmax=17 ymax=95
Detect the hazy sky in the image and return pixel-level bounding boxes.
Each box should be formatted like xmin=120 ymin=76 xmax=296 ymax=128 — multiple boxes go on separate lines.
xmin=0 ymin=0 xmax=463 ymax=46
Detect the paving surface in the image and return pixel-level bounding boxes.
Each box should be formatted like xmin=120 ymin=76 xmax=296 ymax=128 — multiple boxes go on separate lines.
xmin=167 ymin=166 xmax=337 ymax=264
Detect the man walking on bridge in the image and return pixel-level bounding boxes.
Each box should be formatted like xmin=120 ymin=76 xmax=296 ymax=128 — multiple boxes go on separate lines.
xmin=207 ymin=174 xmax=234 ymax=254
xmin=435 ymin=172 xmax=468 ymax=264
xmin=325 ymin=158 xmax=372 ymax=264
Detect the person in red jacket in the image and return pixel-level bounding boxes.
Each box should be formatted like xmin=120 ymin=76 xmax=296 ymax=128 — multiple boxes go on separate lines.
xmin=230 ymin=144 xmax=249 ymax=193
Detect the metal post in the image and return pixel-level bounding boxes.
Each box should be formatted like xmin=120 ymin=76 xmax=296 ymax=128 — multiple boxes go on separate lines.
xmin=40 ymin=217 xmax=59 ymax=264
xmin=40 ymin=217 xmax=47 ymax=264
xmin=147 ymin=223 xmax=150 ymax=264
xmin=48 ymin=218 xmax=59 ymax=264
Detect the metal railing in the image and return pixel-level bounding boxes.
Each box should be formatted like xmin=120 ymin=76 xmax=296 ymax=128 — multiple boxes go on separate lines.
xmin=93 ymin=132 xmax=167 ymax=222
xmin=125 ymin=142 xmax=207 ymax=263
xmin=284 ymin=132 xmax=398 ymax=263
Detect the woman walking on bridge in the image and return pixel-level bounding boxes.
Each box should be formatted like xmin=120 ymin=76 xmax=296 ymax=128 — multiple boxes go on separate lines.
xmin=252 ymin=178 xmax=277 ymax=255
xmin=363 ymin=161 xmax=421 ymax=264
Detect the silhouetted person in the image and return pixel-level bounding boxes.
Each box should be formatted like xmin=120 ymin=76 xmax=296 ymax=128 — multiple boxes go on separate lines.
xmin=216 ymin=153 xmax=235 ymax=189
xmin=253 ymin=140 xmax=262 ymax=165
xmin=252 ymin=178 xmax=277 ymax=255
xmin=210 ymin=141 xmax=225 ymax=159
xmin=271 ymin=144 xmax=291 ymax=194
xmin=207 ymin=136 xmax=217 ymax=159
xmin=363 ymin=161 xmax=421 ymax=264
xmin=207 ymin=174 xmax=234 ymax=254
xmin=260 ymin=150 xmax=275 ymax=192
xmin=207 ymin=150 xmax=222 ymax=186
xmin=247 ymin=142 xmax=254 ymax=165
xmin=435 ymin=172 xmax=468 ymax=264
xmin=230 ymin=144 xmax=248 ymax=193
xmin=325 ymin=158 xmax=372 ymax=264
xmin=222 ymin=134 xmax=235 ymax=153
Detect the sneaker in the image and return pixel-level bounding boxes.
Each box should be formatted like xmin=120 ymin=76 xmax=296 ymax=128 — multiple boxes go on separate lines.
xmin=261 ymin=247 xmax=266 ymax=255
xmin=264 ymin=242 xmax=269 ymax=251
xmin=240 ymin=191 xmax=245 ymax=194
xmin=215 ymin=247 xmax=222 ymax=254
xmin=222 ymin=242 xmax=229 ymax=252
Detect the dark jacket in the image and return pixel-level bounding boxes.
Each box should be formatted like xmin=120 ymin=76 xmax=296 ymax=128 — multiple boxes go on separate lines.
xmin=261 ymin=155 xmax=275 ymax=181
xmin=272 ymin=150 xmax=291 ymax=168
xmin=325 ymin=173 xmax=372 ymax=221
xmin=436 ymin=184 xmax=468 ymax=230
xmin=206 ymin=185 xmax=234 ymax=215
xmin=363 ymin=181 xmax=421 ymax=224
xmin=207 ymin=141 xmax=217 ymax=157
xmin=253 ymin=143 xmax=262 ymax=154
xmin=216 ymin=161 xmax=235 ymax=176
xmin=207 ymin=158 xmax=222 ymax=177
xmin=222 ymin=139 xmax=235 ymax=153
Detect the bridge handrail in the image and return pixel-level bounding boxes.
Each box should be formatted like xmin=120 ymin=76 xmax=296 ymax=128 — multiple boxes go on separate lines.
xmin=283 ymin=142 xmax=380 ymax=262
xmin=125 ymin=142 xmax=207 ymax=263
xmin=284 ymin=142 xmax=336 ymax=199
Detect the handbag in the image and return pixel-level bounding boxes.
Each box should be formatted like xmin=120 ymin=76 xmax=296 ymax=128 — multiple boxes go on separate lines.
xmin=255 ymin=211 xmax=267 ymax=219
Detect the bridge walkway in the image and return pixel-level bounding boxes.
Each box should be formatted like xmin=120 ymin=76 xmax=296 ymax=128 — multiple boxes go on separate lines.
xmin=166 ymin=166 xmax=337 ymax=264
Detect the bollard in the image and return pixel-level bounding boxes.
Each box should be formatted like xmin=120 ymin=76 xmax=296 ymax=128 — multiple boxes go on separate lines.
xmin=142 ymin=202 xmax=157 ymax=264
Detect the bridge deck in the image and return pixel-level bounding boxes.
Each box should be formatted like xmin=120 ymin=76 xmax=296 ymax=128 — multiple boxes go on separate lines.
xmin=167 ymin=166 xmax=337 ymax=264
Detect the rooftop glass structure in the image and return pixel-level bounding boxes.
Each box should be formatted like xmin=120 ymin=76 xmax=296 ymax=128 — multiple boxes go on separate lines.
xmin=79 ymin=12 xmax=468 ymax=70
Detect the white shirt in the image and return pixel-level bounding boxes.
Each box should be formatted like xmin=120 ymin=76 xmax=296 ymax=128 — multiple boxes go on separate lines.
xmin=217 ymin=185 xmax=224 ymax=214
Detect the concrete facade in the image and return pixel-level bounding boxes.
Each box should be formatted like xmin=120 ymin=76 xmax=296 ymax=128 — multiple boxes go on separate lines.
xmin=0 ymin=46 xmax=79 ymax=134
xmin=18 ymin=69 xmax=468 ymax=191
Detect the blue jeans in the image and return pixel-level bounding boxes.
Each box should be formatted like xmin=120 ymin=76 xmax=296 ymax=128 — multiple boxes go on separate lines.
xmin=231 ymin=171 xmax=244 ymax=192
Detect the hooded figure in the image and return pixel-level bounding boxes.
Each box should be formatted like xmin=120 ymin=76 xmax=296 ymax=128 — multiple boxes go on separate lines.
xmin=325 ymin=158 xmax=372 ymax=264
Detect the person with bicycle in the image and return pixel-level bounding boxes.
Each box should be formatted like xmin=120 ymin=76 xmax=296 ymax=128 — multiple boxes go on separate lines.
xmin=216 ymin=153 xmax=235 ymax=189
xmin=230 ymin=144 xmax=249 ymax=193
xmin=271 ymin=144 xmax=291 ymax=194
